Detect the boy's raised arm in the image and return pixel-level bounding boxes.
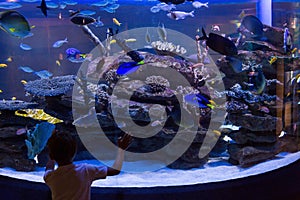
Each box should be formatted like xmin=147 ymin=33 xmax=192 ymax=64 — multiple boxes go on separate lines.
xmin=107 ymin=133 xmax=132 ymax=176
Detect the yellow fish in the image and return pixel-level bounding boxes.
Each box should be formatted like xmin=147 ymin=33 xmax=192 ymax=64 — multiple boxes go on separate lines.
xmin=213 ymin=130 xmax=222 ymax=137
xmin=11 ymin=97 xmax=16 ymax=100
xmin=6 ymin=57 xmax=13 ymax=62
xmin=291 ymin=47 xmax=297 ymax=54
xmin=56 ymin=60 xmax=61 ymax=66
xmin=30 ymin=25 xmax=36 ymax=29
xmin=21 ymin=80 xmax=27 ymax=85
xmin=112 ymin=18 xmax=121 ymax=26
xmin=0 ymin=89 xmax=2 ymax=93
xmin=110 ymin=39 xmax=117 ymax=44
xmin=268 ymin=56 xmax=277 ymax=64
xmin=0 ymin=64 xmax=7 ymax=68
xmin=9 ymin=28 xmax=16 ymax=33
xmin=125 ymin=38 xmax=137 ymax=43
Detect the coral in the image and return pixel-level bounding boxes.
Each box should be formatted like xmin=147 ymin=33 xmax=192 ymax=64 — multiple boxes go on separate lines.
xmin=103 ymin=69 xmax=120 ymax=84
xmin=151 ymin=41 xmax=187 ymax=54
xmin=25 ymin=122 xmax=55 ymax=159
xmin=145 ymin=75 xmax=170 ymax=93
xmin=24 ymin=75 xmax=76 ymax=97
xmin=0 ymin=100 xmax=38 ymax=111
xmin=225 ymin=84 xmax=277 ymax=104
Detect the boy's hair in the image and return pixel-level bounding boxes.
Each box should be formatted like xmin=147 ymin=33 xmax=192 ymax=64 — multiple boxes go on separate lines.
xmin=47 ymin=130 xmax=77 ymax=163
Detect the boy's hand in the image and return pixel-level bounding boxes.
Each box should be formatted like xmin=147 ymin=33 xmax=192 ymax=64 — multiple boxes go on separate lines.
xmin=118 ymin=133 xmax=133 ymax=150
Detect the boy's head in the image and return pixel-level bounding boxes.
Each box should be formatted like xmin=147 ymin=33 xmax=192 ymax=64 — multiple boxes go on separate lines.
xmin=47 ymin=130 xmax=77 ymax=164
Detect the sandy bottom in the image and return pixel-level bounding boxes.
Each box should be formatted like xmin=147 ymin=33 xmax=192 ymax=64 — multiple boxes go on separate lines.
xmin=0 ymin=151 xmax=299 ymax=188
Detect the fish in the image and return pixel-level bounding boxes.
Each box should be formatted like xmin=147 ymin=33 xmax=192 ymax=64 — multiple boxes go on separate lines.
xmin=20 ymin=43 xmax=32 ymax=51
xmin=157 ymin=23 xmax=167 ymax=41
xmin=199 ymin=28 xmax=238 ymax=56
xmin=52 ymin=37 xmax=68 ymax=48
xmin=93 ymin=16 xmax=104 ymax=27
xmin=6 ymin=57 xmax=13 ymax=62
xmin=192 ymin=1 xmax=209 ymax=9
xmin=167 ymin=10 xmax=194 ymax=20
xmin=79 ymin=10 xmax=96 ymax=16
xmin=56 ymin=60 xmax=61 ymax=66
xmin=150 ymin=6 xmax=160 ymax=13
xmin=238 ymin=10 xmax=246 ymax=19
xmin=0 ymin=2 xmax=22 ymax=10
xmin=240 ymin=15 xmax=263 ymax=38
xmin=268 ymin=56 xmax=277 ymax=64
xmin=19 ymin=66 xmax=34 ymax=73
xmin=156 ymin=3 xmax=176 ymax=12
xmin=184 ymin=93 xmax=215 ymax=109
xmin=91 ymin=1 xmax=109 ymax=7
xmin=116 ymin=61 xmax=144 ymax=76
xmin=46 ymin=2 xmax=59 ymax=9
xmin=291 ymin=47 xmax=297 ymax=54
xmin=0 ymin=89 xmax=2 ymax=93
xmin=0 ymin=64 xmax=7 ymax=68
xmin=283 ymin=26 xmax=292 ymax=53
xmin=254 ymin=68 xmax=266 ymax=94
xmin=16 ymin=128 xmax=27 ymax=136
xmin=34 ymin=70 xmax=53 ymax=79
xmin=21 ymin=80 xmax=27 ymax=85
xmin=70 ymin=15 xmax=96 ymax=25
xmin=211 ymin=25 xmax=220 ymax=32
xmin=11 ymin=97 xmax=16 ymax=100
xmin=66 ymin=47 xmax=82 ymax=57
xmin=37 ymin=0 xmax=49 ymax=17
xmin=0 ymin=10 xmax=31 ymax=38
xmin=69 ymin=10 xmax=80 ymax=17
xmin=145 ymin=28 xmax=151 ymax=44
xmin=112 ymin=17 xmax=121 ymax=26
xmin=158 ymin=0 xmax=185 ymax=5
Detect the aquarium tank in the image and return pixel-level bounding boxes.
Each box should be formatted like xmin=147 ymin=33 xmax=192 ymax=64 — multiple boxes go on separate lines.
xmin=0 ymin=0 xmax=299 ymax=189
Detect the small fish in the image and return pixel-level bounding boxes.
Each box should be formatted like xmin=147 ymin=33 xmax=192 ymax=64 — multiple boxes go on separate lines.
xmin=0 ymin=63 xmax=7 ymax=68
xmin=112 ymin=17 xmax=121 ymax=26
xmin=254 ymin=68 xmax=266 ymax=94
xmin=79 ymin=10 xmax=96 ymax=16
xmin=150 ymin=6 xmax=160 ymax=13
xmin=157 ymin=23 xmax=167 ymax=41
xmin=167 ymin=10 xmax=194 ymax=20
xmin=70 ymin=15 xmax=96 ymax=25
xmin=283 ymin=26 xmax=292 ymax=53
xmin=21 ymin=80 xmax=27 ymax=85
xmin=125 ymin=38 xmax=137 ymax=43
xmin=20 ymin=43 xmax=32 ymax=51
xmin=117 ymin=61 xmax=143 ymax=76
xmin=145 ymin=28 xmax=151 ymax=44
xmin=93 ymin=16 xmax=104 ymax=27
xmin=0 ymin=89 xmax=3 ymax=93
xmin=37 ymin=0 xmax=49 ymax=17
xmin=268 ymin=56 xmax=277 ymax=64
xmin=34 ymin=70 xmax=53 ymax=79
xmin=238 ymin=10 xmax=246 ymax=19
xmin=184 ymin=93 xmax=215 ymax=109
xmin=91 ymin=1 xmax=109 ymax=7
xmin=6 ymin=57 xmax=13 ymax=62
xmin=52 ymin=37 xmax=68 ymax=48
xmin=58 ymin=12 xmax=62 ymax=20
xmin=156 ymin=2 xmax=176 ymax=11
xmin=56 ymin=60 xmax=61 ymax=66
xmin=18 ymin=66 xmax=34 ymax=73
xmin=11 ymin=97 xmax=16 ymax=100
xmin=212 ymin=130 xmax=221 ymax=136
xmin=16 ymin=128 xmax=27 ymax=136
xmin=291 ymin=47 xmax=297 ymax=54
xmin=192 ymin=1 xmax=208 ymax=9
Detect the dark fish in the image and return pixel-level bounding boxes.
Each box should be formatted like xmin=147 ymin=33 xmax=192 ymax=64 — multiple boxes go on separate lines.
xmin=199 ymin=28 xmax=238 ymax=56
xmin=127 ymin=50 xmax=144 ymax=63
xmin=70 ymin=15 xmax=96 ymax=25
xmin=116 ymin=62 xmax=141 ymax=76
xmin=254 ymin=68 xmax=266 ymax=94
xmin=0 ymin=11 xmax=31 ymax=38
xmin=37 ymin=0 xmax=49 ymax=17
xmin=240 ymin=15 xmax=263 ymax=38
xmin=158 ymin=0 xmax=187 ymax=5
xmin=184 ymin=93 xmax=215 ymax=109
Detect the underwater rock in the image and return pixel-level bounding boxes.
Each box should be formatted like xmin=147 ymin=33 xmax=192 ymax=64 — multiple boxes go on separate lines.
xmin=228 ymin=113 xmax=281 ymax=132
xmin=228 ymin=128 xmax=277 ymax=145
xmin=226 ymin=100 xmax=248 ymax=114
xmin=24 ymin=75 xmax=76 ymax=97
xmin=241 ymin=41 xmax=281 ymax=53
xmin=228 ymin=144 xmax=279 ymax=167
xmin=0 ymin=100 xmax=38 ymax=112
xmin=276 ymin=135 xmax=300 ymax=153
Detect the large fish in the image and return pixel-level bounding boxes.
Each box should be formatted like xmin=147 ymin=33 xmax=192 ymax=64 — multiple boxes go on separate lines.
xmin=167 ymin=10 xmax=194 ymax=20
xmin=0 ymin=11 xmax=31 ymax=38
xmin=240 ymin=15 xmax=263 ymax=38
xmin=37 ymin=0 xmax=49 ymax=17
xmin=70 ymin=15 xmax=96 ymax=25
xmin=199 ymin=28 xmax=237 ymax=56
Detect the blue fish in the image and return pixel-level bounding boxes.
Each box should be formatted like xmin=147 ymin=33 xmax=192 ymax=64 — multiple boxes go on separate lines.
xmin=66 ymin=47 xmax=81 ymax=57
xmin=0 ymin=2 xmax=22 ymax=9
xmin=34 ymin=70 xmax=53 ymax=79
xmin=19 ymin=66 xmax=35 ymax=73
xmin=184 ymin=93 xmax=215 ymax=109
xmin=91 ymin=1 xmax=109 ymax=7
xmin=79 ymin=10 xmax=96 ymax=16
xmin=116 ymin=62 xmax=142 ymax=76
xmin=93 ymin=16 xmax=104 ymax=27
xmin=20 ymin=43 xmax=32 ymax=50
xmin=52 ymin=37 xmax=68 ymax=48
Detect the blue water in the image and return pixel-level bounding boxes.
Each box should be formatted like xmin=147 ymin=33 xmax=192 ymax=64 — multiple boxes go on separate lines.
xmin=0 ymin=0 xmax=299 ymax=99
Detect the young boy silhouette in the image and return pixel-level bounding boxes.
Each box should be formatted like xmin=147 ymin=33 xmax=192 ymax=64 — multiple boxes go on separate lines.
xmin=44 ymin=130 xmax=132 ymax=200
